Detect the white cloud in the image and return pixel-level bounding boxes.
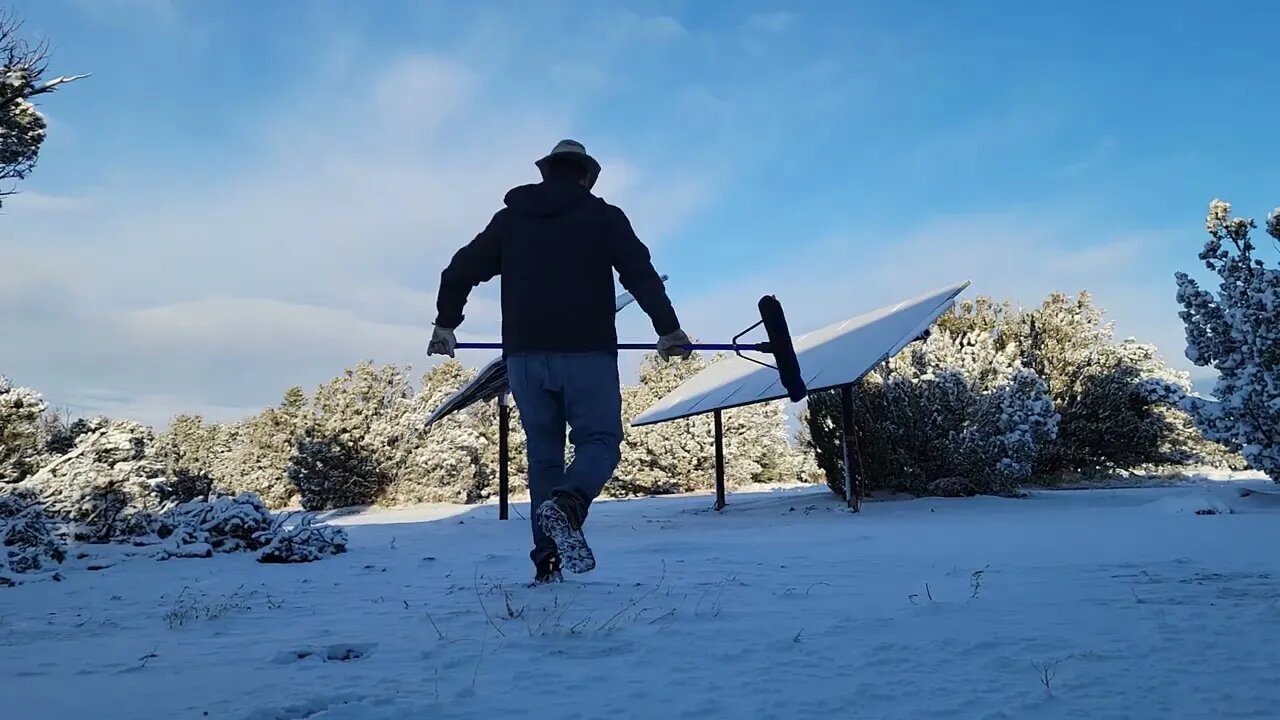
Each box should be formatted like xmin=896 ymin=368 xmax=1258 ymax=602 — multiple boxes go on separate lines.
xmin=5 ymin=5 xmax=1202 ymax=436
xmin=622 ymin=12 xmax=687 ymax=40
xmin=674 ymin=210 xmax=1202 ymax=383
xmin=73 ymin=0 xmax=180 ymax=25
xmin=745 ymin=12 xmax=796 ymax=33
xmin=591 ymin=155 xmax=714 ymax=248
xmin=0 ymin=47 xmax=715 ymax=428
xmin=0 ymin=191 xmax=97 ymax=213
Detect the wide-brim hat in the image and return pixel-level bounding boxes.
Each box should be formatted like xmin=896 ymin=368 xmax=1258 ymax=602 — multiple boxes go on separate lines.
xmin=535 ymin=139 xmax=602 ymax=189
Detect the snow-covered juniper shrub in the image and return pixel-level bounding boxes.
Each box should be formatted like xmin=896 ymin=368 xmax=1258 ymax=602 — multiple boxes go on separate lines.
xmin=970 ymin=366 xmax=1060 ymax=486
xmin=154 ymin=468 xmax=214 ymax=506
xmin=43 ymin=415 xmax=108 ymax=459
xmin=806 ymin=331 xmax=1058 ymax=498
xmin=153 ymin=414 xmax=220 ymax=504
xmin=967 ymin=293 xmax=1206 ymax=476
xmin=1012 ymin=301 xmax=1199 ymax=474
xmin=288 ymin=429 xmax=391 ymax=511
xmin=613 ymin=351 xmax=819 ymax=497
xmin=376 ymin=360 xmax=511 ymax=506
xmin=202 ymin=389 xmax=307 ymax=509
xmin=150 ymin=493 xmax=346 ymax=563
xmin=0 ymin=490 xmax=348 ymax=568
xmin=926 ymin=476 xmax=981 ymax=498
xmin=256 ymin=512 xmax=348 ymax=564
xmin=805 ymin=291 xmax=1208 ymax=497
xmin=156 ymin=493 xmax=277 ymax=555
xmin=282 ymin=360 xmax=519 ymax=508
xmin=0 ymin=374 xmax=47 ymax=485
xmin=0 ymin=491 xmax=66 ymax=586
xmin=1175 ymin=199 xmax=1280 ymax=481
xmin=4 ymin=415 xmax=346 ymax=568
xmin=17 ymin=417 xmax=169 ymax=542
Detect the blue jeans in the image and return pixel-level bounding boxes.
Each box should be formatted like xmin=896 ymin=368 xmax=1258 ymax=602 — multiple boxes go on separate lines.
xmin=506 ymin=352 xmax=623 ymax=557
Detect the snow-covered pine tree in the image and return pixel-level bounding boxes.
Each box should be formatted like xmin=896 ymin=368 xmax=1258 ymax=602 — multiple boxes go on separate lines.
xmin=208 ymin=387 xmax=309 ymax=509
xmin=971 ymin=366 xmax=1059 ymax=490
xmin=472 ymin=389 xmax=530 ymax=502
xmin=613 ymin=351 xmax=818 ymax=497
xmin=284 ymin=363 xmax=409 ymax=509
xmin=884 ymin=326 xmax=1058 ymax=494
xmin=1175 ymin=199 xmax=1280 ymax=480
xmin=309 ymin=362 xmax=411 ymax=463
xmin=723 ymin=380 xmax=821 ymax=487
xmin=0 ymin=374 xmax=47 ymax=485
xmin=1 ymin=10 xmax=84 ymax=207
xmin=0 ymin=25 xmax=45 ymax=205
xmin=378 ymin=360 xmax=506 ymax=505
xmin=1010 ymin=293 xmax=1199 ymax=474
xmin=614 ymin=351 xmax=718 ymax=495
xmin=1009 ymin=292 xmax=1112 ymax=394
xmin=153 ymin=414 xmax=219 ymax=503
xmin=289 ymin=427 xmax=389 ymax=511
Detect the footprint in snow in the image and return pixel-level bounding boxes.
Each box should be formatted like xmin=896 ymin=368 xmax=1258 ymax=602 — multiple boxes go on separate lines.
xmin=274 ymin=642 xmax=377 ymax=664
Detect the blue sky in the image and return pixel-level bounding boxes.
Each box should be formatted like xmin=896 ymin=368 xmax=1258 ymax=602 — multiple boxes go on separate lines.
xmin=2 ymin=0 xmax=1277 ymax=426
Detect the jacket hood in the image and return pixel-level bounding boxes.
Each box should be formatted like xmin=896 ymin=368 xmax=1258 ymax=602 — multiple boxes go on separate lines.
xmin=503 ymin=180 xmax=594 ymax=218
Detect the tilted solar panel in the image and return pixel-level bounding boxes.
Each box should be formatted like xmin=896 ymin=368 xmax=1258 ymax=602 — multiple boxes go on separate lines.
xmin=629 ymin=281 xmax=971 ymax=426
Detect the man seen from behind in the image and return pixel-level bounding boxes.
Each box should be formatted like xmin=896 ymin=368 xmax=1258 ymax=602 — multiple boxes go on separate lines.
xmin=427 ymin=139 xmax=691 ymax=583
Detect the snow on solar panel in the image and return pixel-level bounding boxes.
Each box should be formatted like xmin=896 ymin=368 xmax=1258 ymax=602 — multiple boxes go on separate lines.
xmin=629 ymin=281 xmax=971 ymax=427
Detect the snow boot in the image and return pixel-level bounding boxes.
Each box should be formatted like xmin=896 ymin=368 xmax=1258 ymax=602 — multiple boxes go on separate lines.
xmin=535 ymin=491 xmax=595 ymax=574
xmin=531 ymin=547 xmax=563 ymax=585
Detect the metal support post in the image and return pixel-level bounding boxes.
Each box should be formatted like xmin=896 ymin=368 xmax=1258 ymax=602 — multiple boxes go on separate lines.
xmin=714 ymin=408 xmax=726 ymax=511
xmin=498 ymin=392 xmax=510 ymax=520
xmin=840 ymin=384 xmax=863 ymax=512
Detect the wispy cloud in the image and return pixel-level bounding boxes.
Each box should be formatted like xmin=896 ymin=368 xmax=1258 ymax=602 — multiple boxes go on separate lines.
xmin=1 ymin=191 xmax=97 ymax=213
xmin=744 ymin=11 xmax=795 ymax=33
xmin=623 ymin=12 xmax=686 ymax=39
xmin=674 ymin=208 xmax=1199 ymax=381
xmin=1 ymin=44 xmax=715 ymax=427
xmin=73 ymin=0 xmax=180 ymax=25
xmin=899 ymin=99 xmax=1067 ymax=176
xmin=7 ymin=0 xmax=1243 ymax=430
xmin=1058 ymin=137 xmax=1120 ymax=177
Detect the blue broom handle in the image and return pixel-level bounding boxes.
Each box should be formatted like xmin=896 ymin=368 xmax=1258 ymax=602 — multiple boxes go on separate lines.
xmin=453 ymin=342 xmax=742 ymax=351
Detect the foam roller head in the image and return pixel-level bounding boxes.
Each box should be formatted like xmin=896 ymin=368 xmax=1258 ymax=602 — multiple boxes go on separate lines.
xmin=758 ymin=295 xmax=807 ymax=402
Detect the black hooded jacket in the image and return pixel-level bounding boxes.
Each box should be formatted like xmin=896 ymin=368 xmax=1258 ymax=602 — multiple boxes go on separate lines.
xmin=434 ymin=179 xmax=680 ymax=355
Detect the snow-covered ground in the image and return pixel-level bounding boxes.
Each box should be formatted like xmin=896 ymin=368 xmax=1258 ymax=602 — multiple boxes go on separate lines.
xmin=5 ymin=477 xmax=1280 ymax=720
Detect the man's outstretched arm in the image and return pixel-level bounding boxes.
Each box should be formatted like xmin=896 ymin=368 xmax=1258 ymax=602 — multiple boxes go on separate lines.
xmin=607 ymin=206 xmax=680 ymax=337
xmin=434 ymin=214 xmax=502 ymax=330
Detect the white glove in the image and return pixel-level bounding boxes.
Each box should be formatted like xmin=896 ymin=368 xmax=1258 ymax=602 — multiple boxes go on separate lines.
xmin=427 ymin=325 xmax=457 ymax=358
xmin=657 ymin=329 xmax=692 ymax=361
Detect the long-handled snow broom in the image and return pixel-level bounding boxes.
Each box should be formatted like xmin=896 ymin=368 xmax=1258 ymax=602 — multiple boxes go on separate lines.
xmin=454 ymin=294 xmax=808 ymax=402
